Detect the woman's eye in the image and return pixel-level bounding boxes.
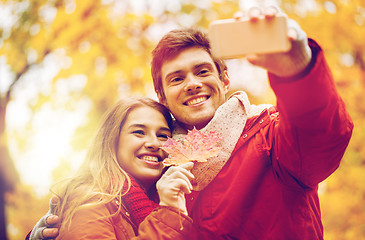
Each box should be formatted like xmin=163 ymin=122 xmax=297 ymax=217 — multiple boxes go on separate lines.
xmin=158 ymin=134 xmax=170 ymax=140
xmin=132 ymin=130 xmax=145 ymax=136
xmin=158 ymin=134 xmax=169 ymax=139
xmin=171 ymin=77 xmax=183 ymax=83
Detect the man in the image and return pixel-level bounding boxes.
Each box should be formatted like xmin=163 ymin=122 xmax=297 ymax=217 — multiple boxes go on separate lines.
xmin=30 ymin=6 xmax=353 ymax=240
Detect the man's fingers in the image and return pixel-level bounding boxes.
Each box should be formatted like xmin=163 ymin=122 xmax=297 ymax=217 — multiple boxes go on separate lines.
xmin=248 ymin=7 xmax=262 ymax=21
xmin=50 ymin=195 xmax=59 ymax=204
xmin=48 ymin=196 xmax=59 ymax=214
xmin=286 ymin=18 xmax=307 ymax=42
xmin=246 ymin=54 xmax=260 ymax=65
xmin=233 ymin=11 xmax=246 ymax=20
xmin=288 ymin=28 xmax=299 ymax=41
xmin=264 ymin=6 xmax=279 ymax=19
xmin=42 ymin=228 xmax=59 ymax=238
xmin=246 ymin=5 xmax=284 ymax=21
xmin=29 ymin=197 xmax=60 ymax=240
xmin=46 ymin=215 xmax=59 ymax=226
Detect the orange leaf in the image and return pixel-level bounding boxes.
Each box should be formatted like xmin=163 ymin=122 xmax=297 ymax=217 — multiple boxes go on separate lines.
xmin=161 ymin=127 xmax=222 ymax=166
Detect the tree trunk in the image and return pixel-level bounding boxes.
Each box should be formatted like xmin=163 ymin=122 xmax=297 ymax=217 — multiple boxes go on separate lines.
xmin=0 ymin=93 xmax=20 ymax=240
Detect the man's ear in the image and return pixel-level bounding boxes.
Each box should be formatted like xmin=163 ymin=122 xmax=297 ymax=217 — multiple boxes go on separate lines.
xmin=157 ymin=92 xmax=168 ymax=108
xmin=223 ymin=70 xmax=230 ymax=94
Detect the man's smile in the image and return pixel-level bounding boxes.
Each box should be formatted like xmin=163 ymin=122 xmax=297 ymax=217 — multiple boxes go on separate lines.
xmin=184 ymin=96 xmax=209 ymax=106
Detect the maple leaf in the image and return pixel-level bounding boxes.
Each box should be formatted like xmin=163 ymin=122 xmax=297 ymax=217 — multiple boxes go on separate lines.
xmin=161 ymin=128 xmax=222 ymax=166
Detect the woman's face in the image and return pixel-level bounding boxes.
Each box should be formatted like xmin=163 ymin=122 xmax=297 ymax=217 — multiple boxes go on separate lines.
xmin=117 ymin=106 xmax=171 ymax=189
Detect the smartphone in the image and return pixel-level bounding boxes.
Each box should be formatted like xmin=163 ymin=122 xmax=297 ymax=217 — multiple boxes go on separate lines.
xmin=208 ymin=15 xmax=291 ymax=59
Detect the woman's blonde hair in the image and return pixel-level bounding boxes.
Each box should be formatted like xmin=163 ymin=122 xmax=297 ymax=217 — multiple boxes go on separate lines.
xmin=52 ymin=97 xmax=173 ymax=231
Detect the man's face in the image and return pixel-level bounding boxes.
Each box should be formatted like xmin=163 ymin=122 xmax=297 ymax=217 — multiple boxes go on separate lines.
xmin=159 ymin=47 xmax=230 ymax=130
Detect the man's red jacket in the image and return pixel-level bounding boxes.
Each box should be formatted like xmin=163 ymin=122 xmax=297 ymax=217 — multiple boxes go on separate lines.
xmin=186 ymin=40 xmax=353 ymax=240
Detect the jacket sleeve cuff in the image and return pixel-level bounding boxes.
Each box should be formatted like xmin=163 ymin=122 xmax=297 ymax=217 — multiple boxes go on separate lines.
xmin=269 ymin=38 xmax=321 ymax=83
xmin=267 ymin=38 xmax=337 ymax=119
xmin=149 ymin=206 xmax=193 ymax=233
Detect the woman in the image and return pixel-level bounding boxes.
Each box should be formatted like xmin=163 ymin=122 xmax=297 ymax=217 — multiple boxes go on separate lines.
xmin=38 ymin=98 xmax=193 ymax=239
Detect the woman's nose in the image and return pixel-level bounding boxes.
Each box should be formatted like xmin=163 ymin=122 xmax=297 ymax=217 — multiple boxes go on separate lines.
xmin=144 ymin=135 xmax=161 ymax=150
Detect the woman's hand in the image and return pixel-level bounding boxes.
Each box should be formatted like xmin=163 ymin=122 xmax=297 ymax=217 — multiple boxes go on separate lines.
xmin=156 ymin=162 xmax=194 ymax=215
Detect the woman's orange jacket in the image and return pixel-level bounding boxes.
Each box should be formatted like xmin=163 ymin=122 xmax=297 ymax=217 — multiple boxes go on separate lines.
xmin=56 ymin=200 xmax=192 ymax=239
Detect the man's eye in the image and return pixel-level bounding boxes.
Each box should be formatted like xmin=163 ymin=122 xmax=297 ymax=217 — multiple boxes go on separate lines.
xmin=198 ymin=69 xmax=210 ymax=76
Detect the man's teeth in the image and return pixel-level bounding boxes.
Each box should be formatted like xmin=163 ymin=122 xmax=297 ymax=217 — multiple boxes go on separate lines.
xmin=141 ymin=156 xmax=159 ymax=162
xmin=187 ymin=96 xmax=207 ymax=106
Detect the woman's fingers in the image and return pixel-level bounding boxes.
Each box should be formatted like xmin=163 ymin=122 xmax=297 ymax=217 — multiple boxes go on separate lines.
xmin=163 ymin=163 xmax=194 ymax=180
xmin=159 ymin=170 xmax=193 ymax=193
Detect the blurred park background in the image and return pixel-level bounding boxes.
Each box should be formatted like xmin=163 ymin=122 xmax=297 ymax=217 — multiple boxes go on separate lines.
xmin=0 ymin=0 xmax=364 ymax=239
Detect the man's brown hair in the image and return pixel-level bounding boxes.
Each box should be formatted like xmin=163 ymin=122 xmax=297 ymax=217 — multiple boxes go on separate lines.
xmin=151 ymin=28 xmax=227 ymax=100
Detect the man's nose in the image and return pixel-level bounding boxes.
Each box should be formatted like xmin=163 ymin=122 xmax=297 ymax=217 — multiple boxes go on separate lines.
xmin=184 ymin=74 xmax=202 ymax=92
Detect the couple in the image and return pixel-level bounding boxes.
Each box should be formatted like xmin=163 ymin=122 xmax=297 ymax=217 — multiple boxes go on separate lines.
xmin=29 ymin=6 xmax=353 ymax=240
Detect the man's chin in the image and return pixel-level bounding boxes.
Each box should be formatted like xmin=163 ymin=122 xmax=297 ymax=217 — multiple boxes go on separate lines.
xmin=180 ymin=117 xmax=212 ymax=130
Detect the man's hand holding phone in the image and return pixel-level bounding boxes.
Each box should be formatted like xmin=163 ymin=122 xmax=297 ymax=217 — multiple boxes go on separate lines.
xmin=209 ymin=5 xmax=312 ymax=78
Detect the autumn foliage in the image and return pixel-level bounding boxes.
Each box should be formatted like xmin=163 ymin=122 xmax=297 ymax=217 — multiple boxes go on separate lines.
xmin=1 ymin=0 xmax=364 ymax=239
xmin=162 ymin=128 xmax=222 ymax=166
